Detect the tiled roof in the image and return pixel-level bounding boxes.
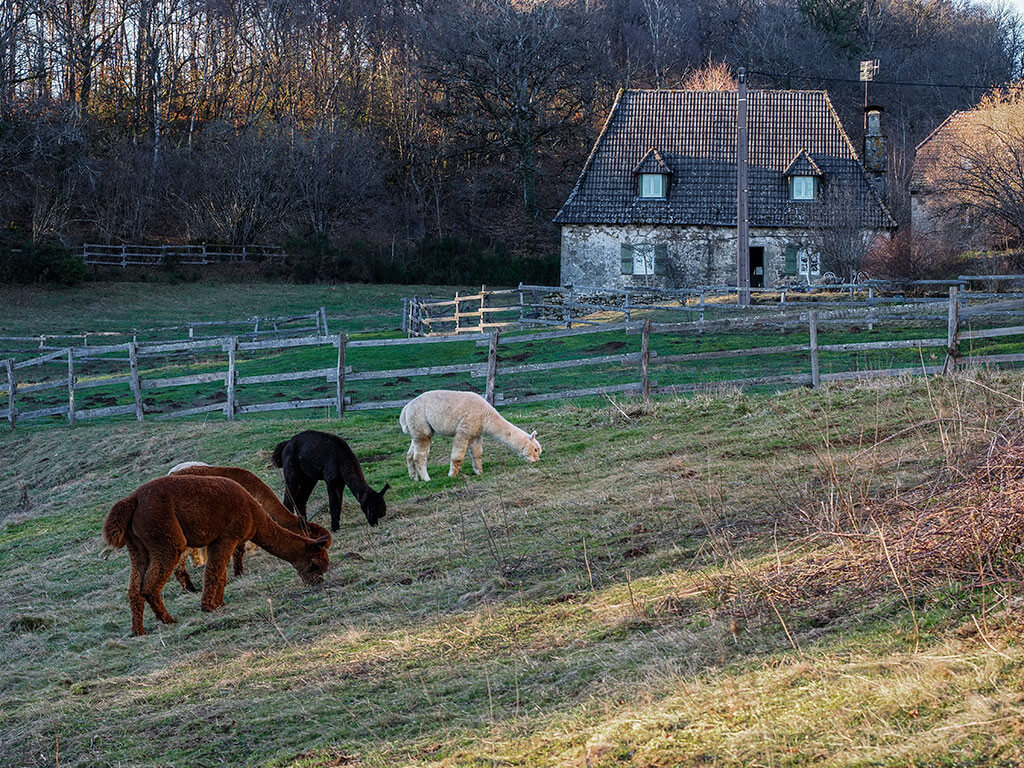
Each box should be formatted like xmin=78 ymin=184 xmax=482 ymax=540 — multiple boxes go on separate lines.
xmin=633 ymin=148 xmax=671 ymax=174
xmin=783 ymin=149 xmax=823 ymax=177
xmin=553 ymin=89 xmax=894 ymax=229
xmin=911 ymin=110 xmax=973 ymax=191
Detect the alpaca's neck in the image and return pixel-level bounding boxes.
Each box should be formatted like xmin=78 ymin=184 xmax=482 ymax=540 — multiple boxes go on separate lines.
xmin=250 ymin=510 xmax=310 ymax=564
xmin=482 ymin=408 xmax=531 ymax=452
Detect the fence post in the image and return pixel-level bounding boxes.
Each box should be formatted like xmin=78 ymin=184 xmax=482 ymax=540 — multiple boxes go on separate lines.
xmin=321 ymin=306 xmax=330 ymax=337
xmin=808 ymin=311 xmax=820 ymax=389
xmin=479 ymin=286 xmax=487 ymax=334
xmin=5 ymin=359 xmax=15 ymax=428
xmin=252 ymin=316 xmax=259 ymax=341
xmin=564 ymin=284 xmax=574 ymax=330
xmin=129 ymin=341 xmax=144 ymax=421
xmin=518 ymin=286 xmax=525 ymax=327
xmin=225 ymin=337 xmax=237 ymax=419
xmin=624 ymin=291 xmax=631 ymax=322
xmin=485 ymin=330 xmax=500 ymax=405
xmin=867 ymin=286 xmax=874 ymax=331
xmin=67 ymin=348 xmax=76 ymax=424
xmin=336 ymin=333 xmax=347 ymax=417
xmin=412 ymin=295 xmax=420 ymax=336
xmin=402 ymin=297 xmax=409 ymax=335
xmin=641 ymin=318 xmax=651 ymax=402
xmin=943 ymin=285 xmax=960 ymax=375
xmin=121 ymin=244 xmax=127 ymax=268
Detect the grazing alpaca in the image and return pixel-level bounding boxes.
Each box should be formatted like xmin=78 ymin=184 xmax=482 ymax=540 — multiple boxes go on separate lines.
xmin=169 ymin=465 xmax=332 ymax=593
xmin=103 ymin=475 xmax=330 ymax=636
xmin=272 ymin=431 xmax=389 ymax=531
xmin=399 ymin=390 xmax=542 ymax=481
xmin=167 ymin=462 xmax=211 ymax=570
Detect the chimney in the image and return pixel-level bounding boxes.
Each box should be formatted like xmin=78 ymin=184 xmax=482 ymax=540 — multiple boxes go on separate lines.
xmin=863 ymin=105 xmax=886 ymax=200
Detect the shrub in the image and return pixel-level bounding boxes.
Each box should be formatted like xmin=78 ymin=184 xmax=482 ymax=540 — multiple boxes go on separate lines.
xmin=0 ymin=242 xmax=85 ymax=286
xmin=861 ymin=232 xmax=963 ymax=282
xmin=284 ymin=234 xmax=558 ymax=286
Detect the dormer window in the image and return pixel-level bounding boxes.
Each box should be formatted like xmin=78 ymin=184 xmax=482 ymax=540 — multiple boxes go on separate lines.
xmin=790 ymin=176 xmax=818 ymax=201
xmin=639 ymin=173 xmax=667 ymax=199
xmin=633 ymin=148 xmax=671 ymax=200
xmin=783 ymin=149 xmax=823 ymax=202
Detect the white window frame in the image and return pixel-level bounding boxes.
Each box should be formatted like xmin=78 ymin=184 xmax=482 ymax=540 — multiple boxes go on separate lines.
xmin=790 ymin=175 xmax=817 ymax=201
xmin=639 ymin=173 xmax=666 ymax=199
xmin=632 ymin=244 xmax=655 ymax=275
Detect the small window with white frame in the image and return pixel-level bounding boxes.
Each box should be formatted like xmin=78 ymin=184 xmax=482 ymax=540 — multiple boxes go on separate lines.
xmin=639 ymin=173 xmax=667 ymax=199
xmin=789 ymin=175 xmax=818 ymax=201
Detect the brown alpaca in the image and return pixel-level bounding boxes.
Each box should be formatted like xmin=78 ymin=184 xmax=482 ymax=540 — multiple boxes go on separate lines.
xmin=169 ymin=465 xmax=332 ymax=592
xmin=103 ymin=475 xmax=330 ymax=636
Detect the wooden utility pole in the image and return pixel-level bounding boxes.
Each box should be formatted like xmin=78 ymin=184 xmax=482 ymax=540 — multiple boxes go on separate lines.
xmin=736 ymin=67 xmax=750 ymax=307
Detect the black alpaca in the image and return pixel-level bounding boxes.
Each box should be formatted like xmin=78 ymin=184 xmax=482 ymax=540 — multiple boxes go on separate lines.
xmin=272 ymin=430 xmax=389 ymax=531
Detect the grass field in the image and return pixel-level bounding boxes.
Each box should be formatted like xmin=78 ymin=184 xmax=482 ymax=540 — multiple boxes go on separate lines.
xmin=3 ymin=282 xmax=1024 ymax=767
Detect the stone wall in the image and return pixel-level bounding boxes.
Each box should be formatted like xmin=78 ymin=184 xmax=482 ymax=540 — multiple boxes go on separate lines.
xmin=559 ymin=224 xmax=848 ymax=290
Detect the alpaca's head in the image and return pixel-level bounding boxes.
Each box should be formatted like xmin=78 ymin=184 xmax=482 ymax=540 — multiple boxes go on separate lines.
xmin=358 ymin=483 xmax=390 ymax=527
xmin=297 ymin=534 xmax=331 ymax=584
xmin=521 ymin=430 xmax=542 ymax=463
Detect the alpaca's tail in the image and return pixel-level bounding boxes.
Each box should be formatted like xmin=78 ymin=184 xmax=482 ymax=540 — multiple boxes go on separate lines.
xmin=399 ymin=404 xmax=409 ymax=435
xmin=102 ymin=496 xmax=136 ymax=549
xmin=271 ymin=440 xmax=289 ymax=468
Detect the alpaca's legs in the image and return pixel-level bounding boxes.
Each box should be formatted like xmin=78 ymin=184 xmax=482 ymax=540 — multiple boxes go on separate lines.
xmin=449 ymin=430 xmax=471 ymax=478
xmin=140 ymin=549 xmax=181 ymax=626
xmin=412 ymin=436 xmax=432 ymax=481
xmin=470 ymin=436 xmax=483 ymax=475
xmin=327 ymin=482 xmax=345 ymax=532
xmin=202 ymin=539 xmax=236 ymax=611
xmin=125 ymin=541 xmax=148 ymax=636
xmin=406 ymin=442 xmax=417 ymax=480
xmin=286 ymin=475 xmax=316 ymax=521
xmin=174 ymin=552 xmax=199 ymax=593
xmin=232 ymin=542 xmax=246 ymax=577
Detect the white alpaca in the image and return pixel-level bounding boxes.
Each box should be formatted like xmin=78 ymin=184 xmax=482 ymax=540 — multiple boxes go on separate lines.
xmin=399 ymin=390 xmax=542 ymax=481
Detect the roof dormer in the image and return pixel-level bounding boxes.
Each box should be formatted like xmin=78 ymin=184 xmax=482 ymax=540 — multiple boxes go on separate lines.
xmin=783 ymin=149 xmax=822 ymax=201
xmin=633 ymin=148 xmax=671 ymax=199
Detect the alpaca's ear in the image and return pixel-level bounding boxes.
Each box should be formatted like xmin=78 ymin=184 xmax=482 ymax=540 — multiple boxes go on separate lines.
xmin=529 ymin=430 xmax=538 ymax=441
xmin=380 ymin=483 xmax=391 ymax=495
xmin=307 ymin=535 xmax=330 ymax=552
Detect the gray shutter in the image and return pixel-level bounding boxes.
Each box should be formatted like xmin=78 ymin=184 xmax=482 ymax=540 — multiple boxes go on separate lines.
xmin=784 ymin=245 xmax=797 ymax=275
xmin=620 ymin=244 xmax=633 ymax=275
xmin=654 ymin=244 xmax=668 ymax=275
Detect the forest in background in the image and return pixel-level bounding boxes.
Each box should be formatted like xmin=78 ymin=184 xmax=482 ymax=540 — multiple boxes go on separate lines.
xmin=0 ymin=0 xmax=1021 ymax=282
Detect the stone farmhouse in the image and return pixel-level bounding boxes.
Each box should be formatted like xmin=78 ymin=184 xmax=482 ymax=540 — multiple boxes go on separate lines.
xmin=911 ymin=108 xmax=1004 ymax=250
xmin=553 ymin=89 xmax=895 ymax=290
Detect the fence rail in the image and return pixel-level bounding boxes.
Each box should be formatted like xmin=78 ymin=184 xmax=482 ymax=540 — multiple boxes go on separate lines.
xmin=404 ymin=278 xmax=1024 ymax=339
xmin=82 ymin=243 xmax=285 ymax=268
xmin=7 ymin=285 xmax=1024 ymax=429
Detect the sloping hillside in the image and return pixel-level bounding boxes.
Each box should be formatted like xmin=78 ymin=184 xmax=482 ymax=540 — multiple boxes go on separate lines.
xmin=3 ymin=369 xmax=1024 ymax=767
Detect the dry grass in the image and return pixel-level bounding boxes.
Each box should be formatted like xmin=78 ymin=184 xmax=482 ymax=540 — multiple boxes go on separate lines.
xmin=4 ymin=372 xmax=1024 ymax=766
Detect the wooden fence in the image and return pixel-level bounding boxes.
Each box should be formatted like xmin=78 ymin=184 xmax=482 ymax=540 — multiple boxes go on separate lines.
xmin=6 ymin=286 xmax=1024 ymax=428
xmin=404 ymin=277 xmax=1024 ymax=337
xmin=82 ymin=243 xmax=285 ymax=268
xmin=0 ymin=308 xmax=331 ymax=356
